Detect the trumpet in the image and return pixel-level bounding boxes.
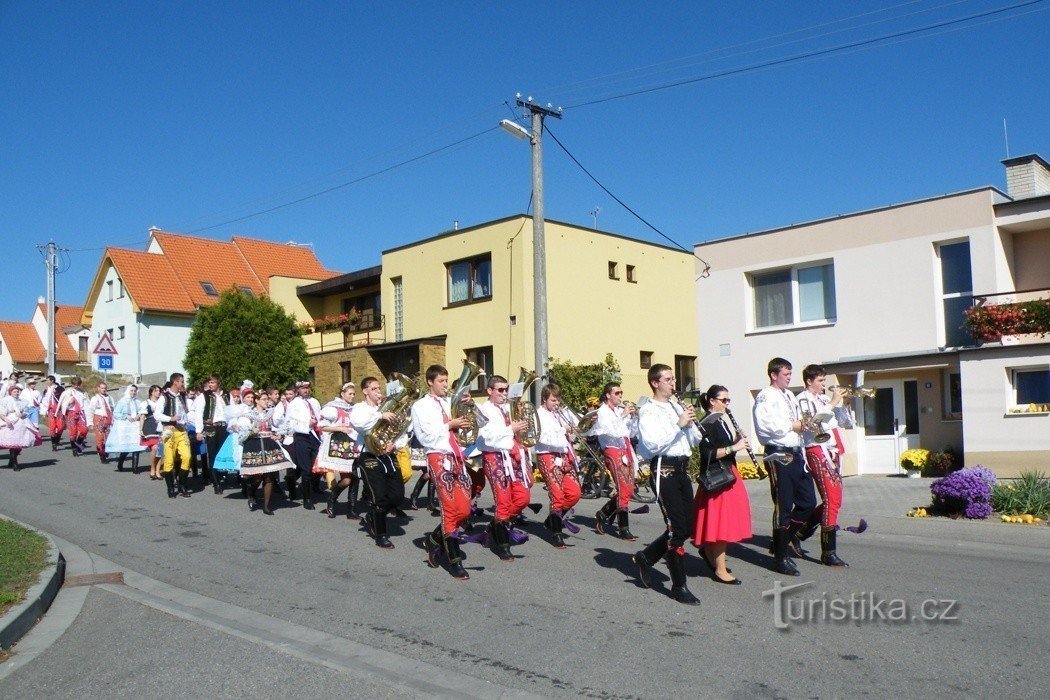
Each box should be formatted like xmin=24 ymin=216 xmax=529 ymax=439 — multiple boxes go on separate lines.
xmin=829 ymin=385 xmax=877 ymax=400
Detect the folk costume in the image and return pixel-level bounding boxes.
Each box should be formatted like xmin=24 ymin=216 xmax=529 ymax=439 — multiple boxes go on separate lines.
xmin=795 ymin=389 xmax=854 ymax=567
xmin=58 ymin=385 xmax=89 ymax=456
xmin=535 ymin=406 xmax=583 ymax=548
xmin=208 ymin=401 xmax=248 ymax=484
xmin=43 ymin=381 xmax=65 ymax=451
xmin=139 ymin=397 xmax=162 ymax=448
xmin=317 ymin=397 xmax=361 ymax=519
xmin=410 ymin=393 xmax=471 ymax=579
xmin=285 ymin=386 xmax=323 ymax=509
xmin=87 ymin=390 xmax=115 ymax=463
xmin=592 ymin=401 xmax=639 ymax=540
xmin=634 ymin=397 xmax=703 ymax=605
xmin=22 ymin=383 xmax=42 ymax=427
xmin=351 ymin=398 xmax=407 ymax=549
xmin=691 ymin=415 xmax=753 ymax=548
xmin=754 ymin=386 xmax=816 ymax=576
xmin=477 ymin=399 xmax=532 ymax=561
xmin=1 ymin=389 xmax=40 ymax=470
xmin=192 ymin=388 xmax=229 ymax=494
xmin=156 ymin=388 xmax=193 ymax=498
xmin=235 ymin=406 xmax=293 ymax=515
xmin=105 ymin=386 xmax=146 ymax=473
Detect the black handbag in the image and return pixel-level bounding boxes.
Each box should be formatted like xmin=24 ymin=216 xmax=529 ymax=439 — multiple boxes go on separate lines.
xmin=140 ymin=406 xmax=159 ymax=437
xmin=698 ymin=450 xmax=737 ymax=493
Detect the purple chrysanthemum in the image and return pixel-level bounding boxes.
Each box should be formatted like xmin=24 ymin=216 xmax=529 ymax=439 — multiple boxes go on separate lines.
xmin=930 ymin=466 xmax=997 ymax=519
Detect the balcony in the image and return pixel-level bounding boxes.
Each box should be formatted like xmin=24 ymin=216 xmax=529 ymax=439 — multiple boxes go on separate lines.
xmin=964 ymin=288 xmax=1050 ymax=344
xmin=302 ymin=309 xmax=385 ymax=353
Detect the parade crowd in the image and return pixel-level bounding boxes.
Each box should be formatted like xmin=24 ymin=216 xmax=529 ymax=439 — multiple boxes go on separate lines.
xmin=1 ymin=357 xmax=856 ymax=605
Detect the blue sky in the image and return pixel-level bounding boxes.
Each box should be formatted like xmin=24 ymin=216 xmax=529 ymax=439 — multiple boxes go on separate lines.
xmin=2 ymin=1 xmax=1048 ymax=316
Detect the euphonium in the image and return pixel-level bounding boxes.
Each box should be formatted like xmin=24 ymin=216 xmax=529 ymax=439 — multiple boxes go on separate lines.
xmin=366 ymin=373 xmax=420 ymax=454
xmin=510 ymin=368 xmax=540 ymax=448
xmin=450 ymin=358 xmax=485 ymax=447
xmin=798 ymin=397 xmax=832 ymax=444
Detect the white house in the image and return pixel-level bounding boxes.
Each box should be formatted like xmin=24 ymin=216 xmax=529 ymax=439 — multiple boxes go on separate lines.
xmin=81 ymin=229 xmax=337 ymax=382
xmin=694 ymin=154 xmax=1050 ymax=478
xmin=0 ymin=300 xmax=89 ymax=378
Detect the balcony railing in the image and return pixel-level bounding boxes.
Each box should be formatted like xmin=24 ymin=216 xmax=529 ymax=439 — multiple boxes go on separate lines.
xmin=964 ymin=287 xmax=1050 ymax=343
xmin=303 ymin=312 xmax=385 ymax=353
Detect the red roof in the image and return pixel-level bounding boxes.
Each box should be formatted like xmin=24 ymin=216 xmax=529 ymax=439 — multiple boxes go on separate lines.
xmin=31 ymin=303 xmax=83 ymax=362
xmin=98 ymin=231 xmax=335 ymax=314
xmin=0 ymin=321 xmax=45 ymax=364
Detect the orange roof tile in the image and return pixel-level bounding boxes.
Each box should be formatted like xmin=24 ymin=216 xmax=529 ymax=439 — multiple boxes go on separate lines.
xmin=0 ymin=321 xmax=45 ymax=364
xmin=151 ymin=231 xmax=264 ymax=306
xmin=108 ymin=247 xmax=195 ymax=313
xmin=231 ymin=236 xmax=334 ymax=288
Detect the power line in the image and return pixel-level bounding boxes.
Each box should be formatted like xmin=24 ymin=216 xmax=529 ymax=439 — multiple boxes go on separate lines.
xmin=567 ymin=0 xmax=1046 ymax=108
xmin=188 ymin=126 xmax=499 ymax=234
xmin=542 ymin=123 xmax=711 ymax=278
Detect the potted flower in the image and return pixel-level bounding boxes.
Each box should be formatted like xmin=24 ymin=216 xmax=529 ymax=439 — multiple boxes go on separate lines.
xmin=899 ymin=448 xmax=929 ymax=478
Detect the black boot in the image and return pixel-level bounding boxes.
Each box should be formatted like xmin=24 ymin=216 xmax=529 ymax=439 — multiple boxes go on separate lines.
xmin=374 ymin=510 xmax=394 ymax=549
xmin=635 ymin=532 xmax=669 ymax=588
xmin=772 ymin=528 xmax=801 ymax=576
xmin=210 ymin=462 xmax=223 ymax=495
xmin=820 ymin=527 xmax=849 ymax=567
xmin=116 ymin=454 xmax=126 ymax=472
xmin=409 ymin=473 xmax=427 ymax=509
xmin=131 ymin=453 xmax=140 ymax=475
xmin=427 ymin=480 xmax=439 ymax=514
xmin=424 ymin=526 xmax=443 ymax=568
xmin=446 ymin=536 xmax=470 ymax=580
xmin=325 ymin=483 xmax=344 ymax=518
xmin=10 ymin=452 xmax=20 ymax=472
xmin=547 ymin=511 xmax=567 ymax=549
xmin=790 ymin=516 xmax=819 ymax=557
xmin=665 ymin=548 xmax=700 ymax=605
xmin=285 ymin=476 xmax=299 ymax=501
xmin=164 ymin=472 xmax=177 ymax=498
xmin=301 ymin=475 xmax=315 ymax=509
xmin=345 ymin=476 xmax=360 ymax=519
xmin=594 ymin=498 xmax=616 ymax=534
xmin=178 ymin=472 xmax=192 ymax=498
xmin=490 ymin=520 xmax=515 ymax=562
xmin=617 ymin=510 xmax=637 ymax=541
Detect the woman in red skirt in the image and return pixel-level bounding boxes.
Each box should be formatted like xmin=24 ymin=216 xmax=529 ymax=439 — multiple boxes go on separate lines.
xmin=692 ymin=385 xmax=752 ymax=585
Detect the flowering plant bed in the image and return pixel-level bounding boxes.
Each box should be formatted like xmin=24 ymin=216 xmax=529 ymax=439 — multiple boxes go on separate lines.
xmin=963 ymin=297 xmax=1050 ymax=343
xmin=929 ymin=466 xmax=997 ymax=519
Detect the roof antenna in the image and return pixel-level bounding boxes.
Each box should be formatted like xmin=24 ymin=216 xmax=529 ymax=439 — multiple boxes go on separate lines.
xmin=1003 ymin=117 xmax=1010 ymax=158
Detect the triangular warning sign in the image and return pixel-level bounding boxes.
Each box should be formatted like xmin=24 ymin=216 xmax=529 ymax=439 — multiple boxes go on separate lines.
xmin=92 ymin=332 xmax=118 ymax=355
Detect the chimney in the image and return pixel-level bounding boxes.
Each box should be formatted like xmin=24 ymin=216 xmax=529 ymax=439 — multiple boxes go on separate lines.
xmin=1002 ymin=154 xmax=1050 ymax=199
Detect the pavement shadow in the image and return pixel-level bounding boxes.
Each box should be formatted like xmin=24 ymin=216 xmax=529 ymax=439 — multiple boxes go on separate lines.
xmin=4 ymin=457 xmax=58 ymax=470
xmin=729 ymin=537 xmax=778 ymax=570
xmin=593 ymin=547 xmax=658 ymax=589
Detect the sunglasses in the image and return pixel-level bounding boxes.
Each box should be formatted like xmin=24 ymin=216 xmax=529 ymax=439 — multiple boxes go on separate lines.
xmin=494 ymin=387 xmax=509 ymax=393
xmin=612 ymin=390 xmax=623 ymax=396
xmin=715 ymin=397 xmax=731 ymax=403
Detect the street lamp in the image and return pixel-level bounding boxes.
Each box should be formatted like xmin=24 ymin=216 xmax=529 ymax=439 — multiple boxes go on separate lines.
xmin=501 ymin=96 xmax=562 ymax=390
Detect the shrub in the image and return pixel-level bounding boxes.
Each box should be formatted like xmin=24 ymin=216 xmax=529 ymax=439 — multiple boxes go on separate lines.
xmin=922 ymin=446 xmax=957 ymax=478
xmin=930 ymin=466 xmax=997 ymax=519
xmin=991 ymin=471 xmax=1050 ymax=518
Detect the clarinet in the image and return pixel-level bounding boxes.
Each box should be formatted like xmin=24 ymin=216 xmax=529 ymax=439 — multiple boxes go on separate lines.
xmin=724 ymin=407 xmax=767 ymax=480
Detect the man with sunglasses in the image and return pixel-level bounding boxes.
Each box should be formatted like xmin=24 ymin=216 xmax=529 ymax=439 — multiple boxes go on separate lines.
xmin=592 ymin=381 xmax=639 ymax=540
xmin=476 ymin=375 xmax=531 ymax=562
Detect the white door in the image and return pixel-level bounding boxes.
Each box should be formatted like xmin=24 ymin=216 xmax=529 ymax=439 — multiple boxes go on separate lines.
xmin=859 ymin=379 xmax=920 ymax=474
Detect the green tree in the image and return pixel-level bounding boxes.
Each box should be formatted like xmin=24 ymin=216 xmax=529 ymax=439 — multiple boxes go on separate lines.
xmin=183 ymin=288 xmax=308 ymax=388
xmin=547 ymin=353 xmax=621 ymax=413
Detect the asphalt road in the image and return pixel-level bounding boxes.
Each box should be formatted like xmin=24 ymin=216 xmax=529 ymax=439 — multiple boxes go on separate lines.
xmin=1 ymin=444 xmax=1047 ymax=698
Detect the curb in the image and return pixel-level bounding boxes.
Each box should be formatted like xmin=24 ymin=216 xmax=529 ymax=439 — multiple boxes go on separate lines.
xmin=0 ymin=516 xmax=65 ymax=651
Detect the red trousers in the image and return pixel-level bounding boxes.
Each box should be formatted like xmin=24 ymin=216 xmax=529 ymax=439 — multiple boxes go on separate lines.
xmin=66 ymin=410 xmax=88 ymax=442
xmin=427 ymin=453 xmax=472 ymax=535
xmin=536 ymin=453 xmax=582 ymax=512
xmin=603 ymin=447 xmax=634 ymax=510
xmin=49 ymin=410 xmax=65 ymax=438
xmin=804 ymin=446 xmax=843 ymax=528
xmin=481 ymin=452 xmax=531 ymax=521
xmin=93 ymin=415 xmax=112 ymax=459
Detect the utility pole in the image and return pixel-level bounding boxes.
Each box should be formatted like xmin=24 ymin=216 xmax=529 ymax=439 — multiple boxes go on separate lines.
xmin=516 ymin=96 xmax=562 ymax=391
xmin=37 ymin=242 xmax=59 ymax=377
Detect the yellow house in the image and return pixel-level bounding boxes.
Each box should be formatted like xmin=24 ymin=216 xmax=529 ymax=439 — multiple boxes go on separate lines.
xmin=292 ymin=215 xmax=698 ymax=402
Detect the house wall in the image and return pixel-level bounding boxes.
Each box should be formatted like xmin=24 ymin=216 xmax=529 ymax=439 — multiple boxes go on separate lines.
xmin=960 ymin=343 xmax=1050 ymax=477
xmin=380 ymin=217 xmax=696 ymax=401
xmin=86 ymin=262 xmax=141 ymax=376
xmin=1010 ymin=228 xmax=1050 ymax=290
xmin=137 ymin=313 xmax=195 ymax=378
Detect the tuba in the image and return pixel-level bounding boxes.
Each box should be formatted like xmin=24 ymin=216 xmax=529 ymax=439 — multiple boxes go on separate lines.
xmin=365 ymin=373 xmax=420 ymax=454
xmin=510 ymin=368 xmax=540 ymax=448
xmin=450 ymin=358 xmax=485 ymax=447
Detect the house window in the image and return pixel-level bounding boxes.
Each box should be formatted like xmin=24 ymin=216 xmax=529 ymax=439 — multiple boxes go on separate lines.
xmin=200 ymin=281 xmax=218 ymax=296
xmin=239 ymin=286 xmax=254 ymax=298
xmin=340 ymin=361 xmax=352 ymax=385
xmin=392 ymin=277 xmax=403 ymax=342
xmin=117 ymin=326 xmax=125 ymax=340
xmin=117 ymin=278 xmax=124 ymax=298
xmin=639 ymin=351 xmax=653 ymax=369
xmin=343 ymin=292 xmax=381 ymax=330
xmin=608 ymin=261 xmax=619 ymax=280
xmin=943 ymin=371 xmax=962 ymax=419
xmin=938 ymin=241 xmax=974 ymax=347
xmin=106 ymin=280 xmax=114 ymax=301
xmin=674 ymin=355 xmax=696 ymax=393
xmin=1012 ymin=368 xmax=1050 ymax=405
xmin=465 ymin=346 xmax=494 ymax=392
xmin=78 ymin=336 xmax=88 ymax=362
xmin=751 ymin=262 xmax=836 ymax=330
xmin=446 ymin=254 xmax=492 ymax=305
xmin=626 ymin=265 xmax=636 ymax=283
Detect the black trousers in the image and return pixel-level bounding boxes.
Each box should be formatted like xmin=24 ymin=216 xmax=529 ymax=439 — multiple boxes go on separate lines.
xmin=640 ymin=462 xmax=694 ymax=563
xmin=766 ymin=447 xmax=817 ymax=529
xmin=359 ymin=452 xmax=405 ymax=516
xmin=292 ymin=433 xmax=320 ymax=479
xmin=204 ymin=424 xmax=228 ymax=475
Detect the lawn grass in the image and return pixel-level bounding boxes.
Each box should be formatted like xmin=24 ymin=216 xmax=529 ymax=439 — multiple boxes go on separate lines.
xmin=0 ymin=519 xmax=50 ymax=618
